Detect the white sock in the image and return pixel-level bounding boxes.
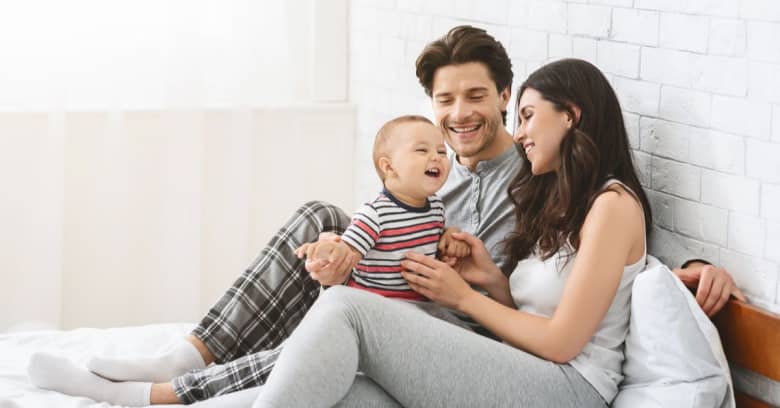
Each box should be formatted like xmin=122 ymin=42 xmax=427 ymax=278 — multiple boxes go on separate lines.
xmin=28 ymin=352 xmax=151 ymax=407
xmin=87 ymin=339 xmax=206 ymax=382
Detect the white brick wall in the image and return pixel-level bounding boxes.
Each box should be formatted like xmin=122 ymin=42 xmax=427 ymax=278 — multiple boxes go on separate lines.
xmin=764 ymin=184 xmax=780 ymax=222
xmin=728 ymin=212 xmax=767 ymax=257
xmin=659 ymin=13 xmax=709 ymax=53
xmin=746 ymin=139 xmax=780 ymax=183
xmin=651 ymin=156 xmax=701 ymax=200
xmin=611 ymin=9 xmax=658 ymax=46
xmin=773 ymin=105 xmax=780 ymax=142
xmin=659 ymin=86 xmax=711 ymax=128
xmin=701 ymin=170 xmax=760 ymax=214
xmin=708 ymin=18 xmax=746 ymax=57
xmin=639 ymin=118 xmax=694 ymax=161
xmin=689 ymin=130 xmax=745 ymax=175
xmin=349 ymin=0 xmax=780 ymax=309
xmin=741 ymin=0 xmax=780 ymax=21
xmin=675 ymin=198 xmax=729 ymax=246
xmin=711 ymin=96 xmax=771 ymax=141
xmin=568 ymin=4 xmax=611 ymax=38
xmin=572 ymin=37 xmax=598 ymax=61
xmin=747 ymin=22 xmax=780 ymax=63
xmin=597 ymin=41 xmax=640 ymax=78
xmin=767 ymin=222 xmax=780 ymax=263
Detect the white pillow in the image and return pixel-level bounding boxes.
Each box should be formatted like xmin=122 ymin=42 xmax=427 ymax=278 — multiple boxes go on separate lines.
xmin=611 ymin=256 xmax=735 ymax=408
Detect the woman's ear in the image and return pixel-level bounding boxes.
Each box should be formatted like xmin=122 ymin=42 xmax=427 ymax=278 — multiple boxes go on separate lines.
xmin=566 ymin=104 xmax=582 ymax=128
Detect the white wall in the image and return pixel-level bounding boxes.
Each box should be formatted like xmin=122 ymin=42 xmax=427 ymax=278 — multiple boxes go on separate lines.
xmin=0 ymin=0 xmax=353 ymax=331
xmin=0 ymin=0 xmax=313 ymax=110
xmin=349 ymin=0 xmax=780 ymax=312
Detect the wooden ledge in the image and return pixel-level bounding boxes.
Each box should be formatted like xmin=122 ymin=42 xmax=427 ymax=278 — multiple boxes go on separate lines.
xmin=712 ymin=299 xmax=780 ymax=407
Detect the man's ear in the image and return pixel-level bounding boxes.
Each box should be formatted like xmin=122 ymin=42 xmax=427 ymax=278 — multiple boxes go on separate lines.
xmin=378 ymin=157 xmax=394 ymax=178
xmin=498 ymin=87 xmax=511 ymax=111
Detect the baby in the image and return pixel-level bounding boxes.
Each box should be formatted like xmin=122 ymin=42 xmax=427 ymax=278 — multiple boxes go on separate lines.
xmin=296 ymin=115 xmax=469 ymax=300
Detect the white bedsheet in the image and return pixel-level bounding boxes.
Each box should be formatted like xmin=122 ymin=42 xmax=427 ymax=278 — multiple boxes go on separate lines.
xmin=0 ymin=323 xmax=195 ymax=408
xmin=1 ymin=317 xmax=732 ymax=408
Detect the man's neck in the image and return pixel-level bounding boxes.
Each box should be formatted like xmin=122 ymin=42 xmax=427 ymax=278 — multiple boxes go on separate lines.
xmin=457 ymin=128 xmax=514 ymax=172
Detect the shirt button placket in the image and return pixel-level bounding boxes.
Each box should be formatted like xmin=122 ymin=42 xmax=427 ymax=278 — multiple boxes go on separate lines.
xmin=471 ymin=176 xmax=480 ymax=226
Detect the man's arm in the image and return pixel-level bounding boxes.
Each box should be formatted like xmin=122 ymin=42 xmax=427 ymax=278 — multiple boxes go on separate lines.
xmin=673 ymin=260 xmax=747 ymax=316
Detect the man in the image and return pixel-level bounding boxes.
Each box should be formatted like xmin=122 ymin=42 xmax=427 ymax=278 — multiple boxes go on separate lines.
xmin=48 ymin=25 xmax=746 ymax=405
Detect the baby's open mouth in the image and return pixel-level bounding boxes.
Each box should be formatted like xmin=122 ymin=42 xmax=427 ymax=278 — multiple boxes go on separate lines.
xmin=425 ymin=168 xmax=441 ymax=177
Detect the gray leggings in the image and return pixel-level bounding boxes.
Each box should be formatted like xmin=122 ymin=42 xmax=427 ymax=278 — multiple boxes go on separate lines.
xmin=252 ymin=286 xmax=607 ymax=408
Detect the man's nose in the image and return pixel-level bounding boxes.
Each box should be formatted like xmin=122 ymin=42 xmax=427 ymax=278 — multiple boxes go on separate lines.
xmin=451 ymin=99 xmax=471 ymax=122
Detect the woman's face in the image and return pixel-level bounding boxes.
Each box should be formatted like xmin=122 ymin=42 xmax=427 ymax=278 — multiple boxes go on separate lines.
xmin=513 ymin=88 xmax=575 ymax=175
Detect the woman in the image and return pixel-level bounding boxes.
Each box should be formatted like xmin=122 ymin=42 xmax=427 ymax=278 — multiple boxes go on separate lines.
xmin=249 ymin=58 xmax=652 ymax=408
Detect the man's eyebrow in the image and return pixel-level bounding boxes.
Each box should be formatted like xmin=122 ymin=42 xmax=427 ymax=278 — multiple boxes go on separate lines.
xmin=433 ymin=86 xmax=489 ymax=98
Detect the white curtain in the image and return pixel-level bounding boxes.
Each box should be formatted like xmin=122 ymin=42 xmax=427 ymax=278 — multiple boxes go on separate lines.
xmin=0 ymin=0 xmax=351 ymax=331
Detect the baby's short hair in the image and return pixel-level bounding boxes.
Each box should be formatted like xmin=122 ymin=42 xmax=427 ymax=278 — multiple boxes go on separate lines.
xmin=372 ymin=115 xmax=435 ymax=181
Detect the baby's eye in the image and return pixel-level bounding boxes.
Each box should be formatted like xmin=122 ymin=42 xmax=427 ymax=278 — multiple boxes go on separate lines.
xmin=416 ymin=148 xmax=428 ymax=153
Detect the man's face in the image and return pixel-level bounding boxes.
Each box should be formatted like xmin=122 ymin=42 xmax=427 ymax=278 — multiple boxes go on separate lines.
xmin=430 ymin=62 xmax=510 ymax=162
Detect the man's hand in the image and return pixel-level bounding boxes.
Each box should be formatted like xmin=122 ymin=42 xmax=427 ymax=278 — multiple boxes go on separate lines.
xmin=673 ymin=262 xmax=747 ymax=317
xmin=295 ymin=232 xmax=360 ymax=286
xmin=438 ymin=227 xmax=471 ymax=259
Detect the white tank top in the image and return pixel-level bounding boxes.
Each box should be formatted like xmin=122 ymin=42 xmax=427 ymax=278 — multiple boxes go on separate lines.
xmin=508 ymin=179 xmax=646 ymax=403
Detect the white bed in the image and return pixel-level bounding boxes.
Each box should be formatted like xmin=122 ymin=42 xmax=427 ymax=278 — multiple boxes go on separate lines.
xmin=0 ymin=263 xmax=736 ymax=408
xmin=0 ymin=323 xmax=196 ymax=408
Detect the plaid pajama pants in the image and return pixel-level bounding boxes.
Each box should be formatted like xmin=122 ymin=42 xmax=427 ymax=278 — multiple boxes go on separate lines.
xmin=172 ymin=201 xmax=351 ymax=403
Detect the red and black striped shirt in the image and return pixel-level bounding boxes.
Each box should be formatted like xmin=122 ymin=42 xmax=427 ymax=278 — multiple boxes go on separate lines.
xmin=341 ymin=189 xmax=445 ymax=301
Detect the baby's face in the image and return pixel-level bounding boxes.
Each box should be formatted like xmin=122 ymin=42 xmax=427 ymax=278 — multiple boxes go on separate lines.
xmin=385 ymin=122 xmax=451 ymax=199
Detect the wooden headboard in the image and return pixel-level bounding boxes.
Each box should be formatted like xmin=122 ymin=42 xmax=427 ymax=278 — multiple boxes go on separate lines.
xmin=712 ymin=299 xmax=780 ymax=408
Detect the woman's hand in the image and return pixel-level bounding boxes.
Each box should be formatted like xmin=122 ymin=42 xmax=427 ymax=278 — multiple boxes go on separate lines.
xmin=445 ymin=232 xmax=504 ymax=290
xmin=401 ymin=252 xmax=477 ymax=311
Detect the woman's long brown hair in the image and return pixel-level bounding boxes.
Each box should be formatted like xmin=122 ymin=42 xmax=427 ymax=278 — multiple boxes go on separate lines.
xmin=505 ymin=59 xmax=652 ymax=268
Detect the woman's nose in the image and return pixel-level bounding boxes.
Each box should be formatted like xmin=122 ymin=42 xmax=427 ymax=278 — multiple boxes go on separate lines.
xmin=513 ymin=127 xmax=525 ymax=144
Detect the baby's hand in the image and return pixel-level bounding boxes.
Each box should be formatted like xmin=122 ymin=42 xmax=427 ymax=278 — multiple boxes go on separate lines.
xmin=438 ymin=227 xmax=471 ymax=259
xmin=296 ymin=238 xmax=360 ymax=285
xmin=297 ymin=241 xmax=352 ymax=267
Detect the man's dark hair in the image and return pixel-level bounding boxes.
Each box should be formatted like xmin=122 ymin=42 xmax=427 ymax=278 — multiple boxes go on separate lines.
xmin=415 ymin=25 xmax=513 ymax=124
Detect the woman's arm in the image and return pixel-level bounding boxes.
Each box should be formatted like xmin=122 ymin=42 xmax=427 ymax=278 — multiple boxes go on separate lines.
xmin=403 ymin=190 xmax=644 ymax=363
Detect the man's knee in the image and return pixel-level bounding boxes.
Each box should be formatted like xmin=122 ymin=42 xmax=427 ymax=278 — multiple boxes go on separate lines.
xmin=298 ymin=200 xmax=340 ymax=215
xmin=296 ymin=200 xmax=350 ymax=233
